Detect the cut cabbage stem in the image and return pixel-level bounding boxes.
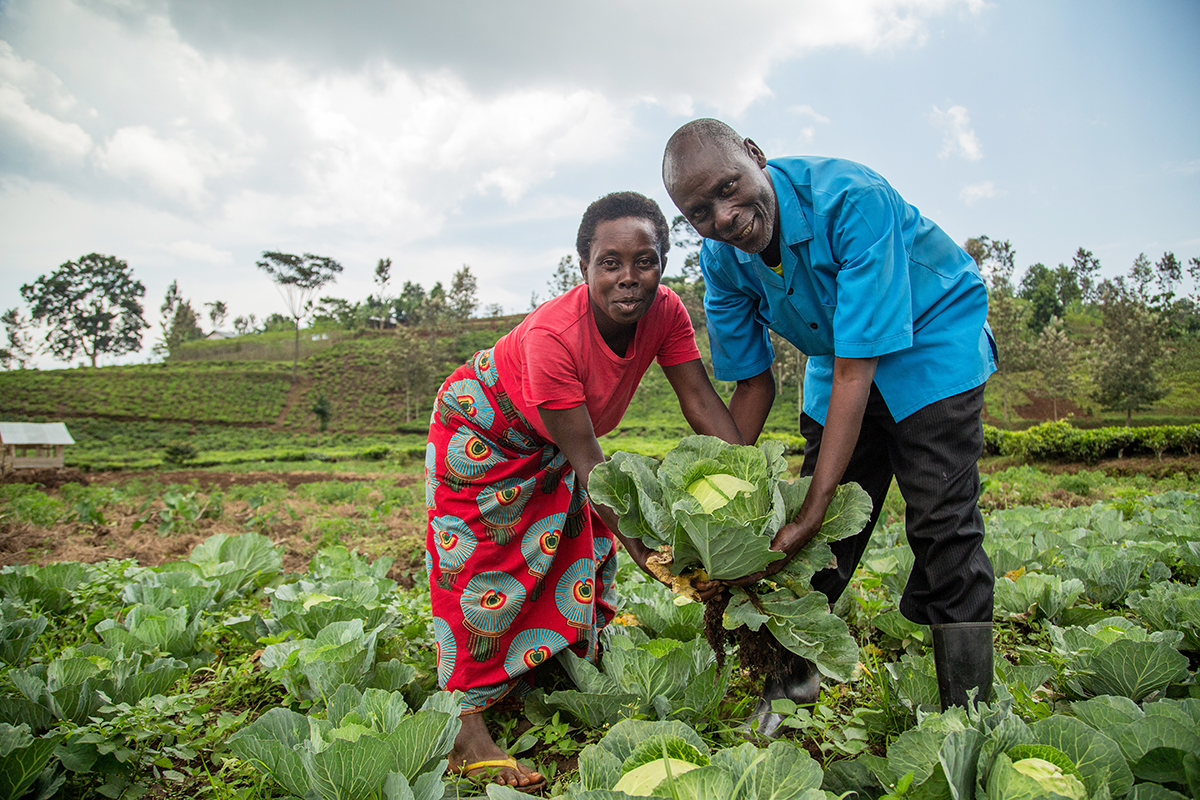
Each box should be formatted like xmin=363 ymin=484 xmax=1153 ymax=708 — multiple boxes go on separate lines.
xmin=644 ymin=546 xmax=707 ymax=603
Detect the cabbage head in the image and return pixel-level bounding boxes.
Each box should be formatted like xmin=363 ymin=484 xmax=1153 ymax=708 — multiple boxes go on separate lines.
xmin=987 ymin=754 xmax=1089 ymax=800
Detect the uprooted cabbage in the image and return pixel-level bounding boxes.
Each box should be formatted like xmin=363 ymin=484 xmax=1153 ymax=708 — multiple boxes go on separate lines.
xmin=590 ymin=435 xmax=872 ymax=682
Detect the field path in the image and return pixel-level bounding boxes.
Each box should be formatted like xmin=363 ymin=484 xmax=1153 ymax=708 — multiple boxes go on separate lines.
xmin=273 ymin=377 xmax=311 ymax=430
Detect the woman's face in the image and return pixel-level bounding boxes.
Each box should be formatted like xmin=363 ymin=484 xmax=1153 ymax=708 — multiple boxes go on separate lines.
xmin=581 ymin=216 xmax=664 ymax=330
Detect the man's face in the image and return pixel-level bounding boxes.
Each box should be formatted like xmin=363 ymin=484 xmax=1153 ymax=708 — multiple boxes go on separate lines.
xmin=666 ymin=138 xmax=778 ymax=255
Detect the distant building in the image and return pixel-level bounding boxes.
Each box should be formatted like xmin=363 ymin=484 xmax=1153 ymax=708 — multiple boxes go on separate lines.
xmin=205 ymin=330 xmax=236 ymax=340
xmin=0 ymin=422 xmax=75 ymax=472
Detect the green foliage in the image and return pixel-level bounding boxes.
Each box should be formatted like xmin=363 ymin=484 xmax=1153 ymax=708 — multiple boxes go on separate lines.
xmin=0 ymin=722 xmax=61 ymax=800
xmin=1092 ymin=280 xmax=1170 ymax=423
xmin=226 ymin=685 xmax=459 ymax=800
xmin=162 ymin=439 xmax=198 ymax=464
xmin=591 ymin=436 xmax=871 ymax=681
xmin=0 ymin=362 xmax=293 ymax=426
xmin=983 ymin=420 xmax=1200 ymax=462
xmin=0 ymin=485 xmax=67 ymax=526
xmin=0 ymin=602 xmax=47 ymax=666
xmin=565 ymin=718 xmax=826 ymax=800
xmin=20 ymin=252 xmax=148 ymax=367
xmin=536 ymin=630 xmax=730 ymax=728
xmin=310 ymin=391 xmax=332 ymax=431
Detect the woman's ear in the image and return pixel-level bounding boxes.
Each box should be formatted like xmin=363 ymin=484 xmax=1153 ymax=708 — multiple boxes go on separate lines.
xmin=578 ymin=257 xmax=588 ymax=281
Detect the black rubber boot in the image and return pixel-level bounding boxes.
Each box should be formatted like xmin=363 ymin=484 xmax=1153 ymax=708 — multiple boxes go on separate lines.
xmin=740 ymin=656 xmax=822 ymax=739
xmin=931 ymin=622 xmax=994 ymax=711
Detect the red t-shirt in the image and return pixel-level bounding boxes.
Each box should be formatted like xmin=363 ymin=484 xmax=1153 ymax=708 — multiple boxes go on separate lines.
xmin=493 ymin=284 xmax=701 ymax=442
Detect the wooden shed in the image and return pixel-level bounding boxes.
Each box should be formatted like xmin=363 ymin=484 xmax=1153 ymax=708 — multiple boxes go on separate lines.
xmin=0 ymin=423 xmax=76 ymax=472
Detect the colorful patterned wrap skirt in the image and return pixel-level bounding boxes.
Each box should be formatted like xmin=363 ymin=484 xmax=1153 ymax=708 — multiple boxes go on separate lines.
xmin=425 ymin=348 xmax=619 ymax=714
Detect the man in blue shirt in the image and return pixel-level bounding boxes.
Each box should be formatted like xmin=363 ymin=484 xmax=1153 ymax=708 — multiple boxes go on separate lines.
xmin=664 ymin=118 xmax=996 ymax=736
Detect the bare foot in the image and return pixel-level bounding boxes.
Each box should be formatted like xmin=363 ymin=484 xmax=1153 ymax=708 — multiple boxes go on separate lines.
xmin=449 ymin=711 xmax=543 ymax=788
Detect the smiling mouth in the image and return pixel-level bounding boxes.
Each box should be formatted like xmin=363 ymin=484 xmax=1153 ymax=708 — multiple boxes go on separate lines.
xmin=730 ymin=216 xmax=753 ymax=243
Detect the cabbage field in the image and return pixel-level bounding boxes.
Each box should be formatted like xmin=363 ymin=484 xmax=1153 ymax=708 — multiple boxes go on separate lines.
xmin=0 ymin=463 xmax=1198 ymax=800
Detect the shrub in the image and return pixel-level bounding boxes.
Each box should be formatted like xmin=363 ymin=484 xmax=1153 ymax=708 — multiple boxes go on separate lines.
xmin=162 ymin=441 xmax=197 ymax=464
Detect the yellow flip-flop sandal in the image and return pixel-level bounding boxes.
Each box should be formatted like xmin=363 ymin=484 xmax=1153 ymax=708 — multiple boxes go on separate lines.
xmin=450 ymin=756 xmax=546 ymax=793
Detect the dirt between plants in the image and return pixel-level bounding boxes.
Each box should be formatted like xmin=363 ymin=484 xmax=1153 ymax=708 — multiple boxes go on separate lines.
xmin=2 ymin=455 xmax=1197 ymax=588
xmin=0 ymin=470 xmax=428 ymax=588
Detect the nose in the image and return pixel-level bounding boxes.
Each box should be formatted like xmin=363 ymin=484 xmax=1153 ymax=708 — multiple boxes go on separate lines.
xmin=714 ymin=199 xmax=739 ymax=236
xmin=617 ymin=265 xmax=639 ymax=287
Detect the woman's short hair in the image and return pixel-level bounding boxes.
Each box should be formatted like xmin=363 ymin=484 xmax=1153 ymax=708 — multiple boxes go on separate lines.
xmin=575 ymin=191 xmax=671 ymax=267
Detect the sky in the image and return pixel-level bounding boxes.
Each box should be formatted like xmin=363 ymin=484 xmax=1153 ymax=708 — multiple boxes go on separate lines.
xmin=1 ymin=0 xmax=1198 ymax=368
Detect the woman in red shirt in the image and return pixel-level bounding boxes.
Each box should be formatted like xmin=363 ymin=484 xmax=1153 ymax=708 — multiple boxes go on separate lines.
xmin=427 ymin=191 xmax=742 ymax=791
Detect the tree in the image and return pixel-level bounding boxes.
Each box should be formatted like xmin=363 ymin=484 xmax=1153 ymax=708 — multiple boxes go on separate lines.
xmin=1154 ymin=252 xmax=1182 ymax=296
xmin=20 ymin=253 xmax=148 ymax=368
xmin=164 ymin=300 xmax=204 ymax=356
xmin=394 ymin=281 xmax=426 ymax=325
xmin=968 ymin=236 xmax=1032 ymax=423
xmin=382 ymin=327 xmax=448 ymax=422
xmin=157 ymin=279 xmax=182 ymax=352
xmin=204 ymin=300 xmax=229 ymax=331
xmin=1091 ymin=280 xmax=1168 ymax=426
xmin=1 ymin=307 xmax=41 ymax=369
xmin=232 ymin=314 xmax=257 ymax=335
xmin=484 ymin=303 xmax=504 ymax=318
xmin=547 ymin=255 xmax=582 ymax=297
xmin=310 ymin=393 xmax=332 ymax=431
xmin=422 ymin=282 xmax=447 ymax=328
xmin=1018 ymin=262 xmax=1076 ymax=330
xmin=313 ymin=297 xmax=364 ymax=329
xmin=373 ymin=258 xmax=393 ymax=329
xmin=153 ymin=280 xmax=204 ymax=358
xmin=666 ymin=215 xmax=706 ymax=325
xmin=1129 ymin=253 xmax=1154 ymax=302
xmin=448 ymin=264 xmax=479 ymax=321
xmin=1033 ymin=316 xmax=1076 ymax=420
xmin=1070 ymin=248 xmax=1102 ymax=303
xmin=255 ymin=251 xmax=344 ymax=382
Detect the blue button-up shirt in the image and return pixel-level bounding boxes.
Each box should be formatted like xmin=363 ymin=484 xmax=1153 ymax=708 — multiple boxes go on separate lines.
xmin=701 ymin=156 xmax=996 ymax=424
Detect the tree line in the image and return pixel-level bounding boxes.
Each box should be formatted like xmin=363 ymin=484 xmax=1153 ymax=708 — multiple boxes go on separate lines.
xmin=5 ymin=235 xmax=1198 ymax=428
xmin=967 ymin=238 xmax=1199 ymax=426
xmin=1 ymin=251 xmax=484 ymax=377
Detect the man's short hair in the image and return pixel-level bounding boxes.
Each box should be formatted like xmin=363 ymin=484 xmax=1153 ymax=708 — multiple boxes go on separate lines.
xmin=663 ymin=118 xmax=746 ymax=186
xmin=575 ymin=191 xmax=671 ymax=266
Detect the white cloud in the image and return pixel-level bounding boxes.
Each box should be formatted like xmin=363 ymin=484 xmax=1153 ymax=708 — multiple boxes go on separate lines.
xmin=161 ymin=239 xmax=233 ymax=264
xmin=959 ymin=180 xmax=997 ymax=205
xmin=95 ymin=126 xmax=212 ymax=205
xmin=932 ymin=104 xmax=983 ymax=161
xmin=0 ymin=0 xmax=992 ymax=364
xmin=792 ymin=104 xmax=832 ymax=124
xmin=1171 ymin=159 xmax=1200 ymax=175
xmin=0 ymin=83 xmax=93 ymax=160
xmin=0 ymin=43 xmax=93 ymax=161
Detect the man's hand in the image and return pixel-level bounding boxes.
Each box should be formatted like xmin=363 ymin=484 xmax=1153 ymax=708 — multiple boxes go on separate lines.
xmin=722 ymin=506 xmax=826 ymax=588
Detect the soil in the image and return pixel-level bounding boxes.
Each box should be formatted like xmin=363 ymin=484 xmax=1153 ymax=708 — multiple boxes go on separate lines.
xmin=0 ymin=469 xmax=428 ymax=588
xmin=3 ymin=451 xmax=1197 ymax=590
xmin=983 ymin=389 xmax=1088 ymax=426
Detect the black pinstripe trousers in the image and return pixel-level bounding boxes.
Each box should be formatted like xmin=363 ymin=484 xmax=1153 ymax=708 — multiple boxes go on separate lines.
xmin=798 ymin=382 xmax=994 ymax=625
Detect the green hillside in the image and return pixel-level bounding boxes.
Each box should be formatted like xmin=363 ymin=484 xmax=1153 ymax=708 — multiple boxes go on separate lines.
xmin=3 ymin=317 xmax=1197 ymax=471
xmin=0 ymin=361 xmax=293 ymax=425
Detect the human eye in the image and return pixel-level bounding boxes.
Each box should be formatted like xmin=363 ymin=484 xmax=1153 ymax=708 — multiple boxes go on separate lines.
xmin=719 ymin=179 xmax=736 ymax=196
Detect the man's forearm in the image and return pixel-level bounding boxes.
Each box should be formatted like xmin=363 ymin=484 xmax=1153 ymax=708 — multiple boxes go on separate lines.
xmin=802 ymin=357 xmax=877 ymax=516
xmin=728 ymin=369 xmax=776 ymax=444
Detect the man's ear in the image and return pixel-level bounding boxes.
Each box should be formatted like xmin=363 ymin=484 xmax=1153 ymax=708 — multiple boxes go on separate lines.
xmin=744 ymin=138 xmax=768 ymax=169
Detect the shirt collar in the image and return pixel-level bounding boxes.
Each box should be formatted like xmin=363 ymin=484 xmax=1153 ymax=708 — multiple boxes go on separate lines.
xmin=730 ymin=162 xmax=813 ymax=265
